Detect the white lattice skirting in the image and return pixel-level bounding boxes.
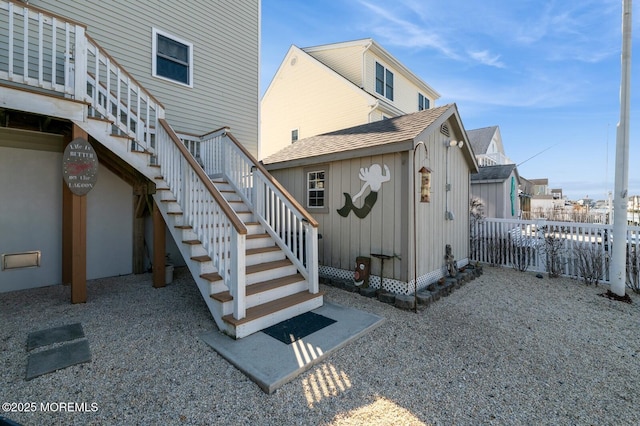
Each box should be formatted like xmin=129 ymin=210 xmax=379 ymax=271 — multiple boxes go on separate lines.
xmin=319 ymin=258 xmax=469 ymax=295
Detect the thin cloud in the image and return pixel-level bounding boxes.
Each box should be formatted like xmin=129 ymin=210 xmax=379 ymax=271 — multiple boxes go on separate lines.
xmin=467 ymin=50 xmax=505 ymax=68
xmin=358 ymin=0 xmax=461 ymax=60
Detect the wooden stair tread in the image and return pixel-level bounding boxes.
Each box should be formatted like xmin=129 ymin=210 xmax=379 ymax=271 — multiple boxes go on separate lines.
xmin=247 ymin=233 xmax=269 ymax=240
xmin=201 ymin=272 xmax=222 ymax=282
xmin=246 ymin=246 xmax=280 ymax=255
xmin=247 ymin=259 xmax=292 ymax=275
xmin=222 ymin=291 xmax=324 ymax=326
xmin=200 ymin=258 xmax=291 ymax=283
xmin=192 ymin=255 xmax=211 ymax=262
xmin=161 ymin=199 xmax=177 ymax=203
xmin=167 ymin=212 xmax=183 ymax=215
xmin=182 ymin=239 xmax=200 ymax=245
xmin=210 ymin=273 xmax=305 ymax=303
xmin=175 ymin=225 xmax=192 ymax=229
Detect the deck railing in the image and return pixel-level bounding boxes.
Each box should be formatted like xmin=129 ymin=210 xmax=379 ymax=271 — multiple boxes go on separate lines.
xmin=158 ymin=120 xmax=249 ymax=319
xmin=471 ymin=217 xmax=640 ymax=285
xmin=476 ymin=152 xmax=513 ymax=167
xmin=199 ymin=131 xmax=320 ymax=291
xmin=0 ymin=0 xmax=163 ymax=154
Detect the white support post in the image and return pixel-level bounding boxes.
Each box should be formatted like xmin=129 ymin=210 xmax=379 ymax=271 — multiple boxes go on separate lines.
xmin=37 ymin=13 xmax=43 ymax=86
xmin=306 ymin=224 xmax=319 ymax=294
xmin=231 ymin=231 xmax=246 ymax=320
xmin=51 ymin=17 xmax=57 ymax=88
xmin=73 ymin=25 xmax=87 ymax=101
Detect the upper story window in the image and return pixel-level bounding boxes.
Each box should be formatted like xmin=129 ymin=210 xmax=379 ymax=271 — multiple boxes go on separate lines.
xmin=291 ymin=129 xmax=299 ymax=143
xmin=418 ymin=93 xmax=430 ymax=111
xmin=152 ymin=28 xmax=193 ymax=87
xmin=375 ymin=62 xmax=394 ymax=101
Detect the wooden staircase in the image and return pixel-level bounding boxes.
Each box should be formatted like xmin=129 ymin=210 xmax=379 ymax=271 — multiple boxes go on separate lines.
xmin=152 ymin=176 xmax=323 ymax=338
xmin=0 ymin=0 xmax=322 ymax=339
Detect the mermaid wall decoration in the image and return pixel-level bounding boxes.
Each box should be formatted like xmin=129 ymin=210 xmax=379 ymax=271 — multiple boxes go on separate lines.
xmin=337 ymin=163 xmax=391 ymax=218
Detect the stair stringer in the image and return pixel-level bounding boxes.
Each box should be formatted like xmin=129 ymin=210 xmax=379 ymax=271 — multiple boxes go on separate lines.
xmin=152 ymin=189 xmax=236 ymax=336
xmin=71 ymin=118 xmax=160 ymax=181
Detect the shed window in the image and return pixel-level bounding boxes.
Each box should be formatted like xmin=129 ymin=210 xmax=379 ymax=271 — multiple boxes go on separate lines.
xmin=375 ymin=62 xmax=394 ymax=101
xmin=307 ymin=170 xmax=325 ymax=208
xmin=152 ymin=28 xmax=193 ymax=87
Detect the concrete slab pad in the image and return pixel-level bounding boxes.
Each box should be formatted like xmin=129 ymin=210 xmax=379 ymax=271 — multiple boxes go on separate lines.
xmin=26 ymin=323 xmax=84 ymax=351
xmin=26 ymin=340 xmax=91 ymax=380
xmin=200 ymin=302 xmax=384 ymax=394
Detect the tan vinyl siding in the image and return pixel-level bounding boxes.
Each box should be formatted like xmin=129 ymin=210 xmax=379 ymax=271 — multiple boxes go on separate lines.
xmin=363 ymin=51 xmax=435 ymax=115
xmin=305 ymin=44 xmax=364 ymax=87
xmin=32 ymin=0 xmax=259 ymax=155
xmin=261 ymin=49 xmax=372 ymax=159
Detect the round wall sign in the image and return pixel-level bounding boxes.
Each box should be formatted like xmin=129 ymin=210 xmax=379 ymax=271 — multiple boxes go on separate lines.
xmin=62 ymin=137 xmax=98 ymax=196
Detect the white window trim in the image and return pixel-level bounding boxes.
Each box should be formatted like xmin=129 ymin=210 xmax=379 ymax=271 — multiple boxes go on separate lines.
xmin=152 ymin=28 xmax=194 ymax=88
xmin=375 ymin=61 xmax=394 ymax=101
xmin=305 ymin=166 xmax=329 ymax=213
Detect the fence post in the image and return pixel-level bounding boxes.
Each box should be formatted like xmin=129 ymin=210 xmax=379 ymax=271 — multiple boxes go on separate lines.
xmin=535 ymin=218 xmax=547 ymax=272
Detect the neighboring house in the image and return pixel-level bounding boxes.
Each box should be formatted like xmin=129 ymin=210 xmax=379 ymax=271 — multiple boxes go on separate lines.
xmin=470 ymin=164 xmax=520 ymax=219
xmin=466 ymin=126 xmax=512 ymax=167
xmin=260 ymin=38 xmax=440 ymax=159
xmin=467 ymin=125 xmax=520 ymax=218
xmin=262 ymin=104 xmax=478 ymax=294
xmin=0 ymin=0 xmax=321 ymax=339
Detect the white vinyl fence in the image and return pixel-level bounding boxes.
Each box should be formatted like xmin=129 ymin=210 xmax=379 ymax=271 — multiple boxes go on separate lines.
xmin=470 ymin=218 xmax=640 ymax=286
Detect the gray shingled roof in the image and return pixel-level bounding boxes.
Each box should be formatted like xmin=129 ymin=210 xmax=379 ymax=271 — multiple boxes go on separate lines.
xmin=467 ymin=125 xmax=498 ymax=155
xmin=262 ymin=104 xmax=454 ymax=165
xmin=471 ymin=164 xmax=516 ymax=182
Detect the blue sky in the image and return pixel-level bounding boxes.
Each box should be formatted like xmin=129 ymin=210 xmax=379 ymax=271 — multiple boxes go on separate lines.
xmin=260 ymin=0 xmax=639 ymax=201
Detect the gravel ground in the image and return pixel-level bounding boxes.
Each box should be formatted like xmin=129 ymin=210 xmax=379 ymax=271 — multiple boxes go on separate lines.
xmin=1 ymin=266 xmax=639 ymax=425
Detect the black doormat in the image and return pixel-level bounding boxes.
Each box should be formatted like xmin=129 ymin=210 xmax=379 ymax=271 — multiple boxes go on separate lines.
xmin=262 ymin=312 xmax=337 ymax=344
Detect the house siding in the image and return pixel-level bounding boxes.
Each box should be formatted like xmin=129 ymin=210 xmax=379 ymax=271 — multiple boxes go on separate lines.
xmin=305 ymin=44 xmax=364 ymax=87
xmin=363 ymin=51 xmax=435 ymax=115
xmin=31 ymin=0 xmax=260 ymax=155
xmin=261 ymin=47 xmax=372 ymax=159
xmin=0 ymin=137 xmax=133 ymax=292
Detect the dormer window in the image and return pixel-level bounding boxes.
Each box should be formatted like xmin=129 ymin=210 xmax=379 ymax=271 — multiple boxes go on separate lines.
xmin=375 ymin=62 xmax=393 ymax=101
xmin=418 ymin=93 xmax=430 ymax=111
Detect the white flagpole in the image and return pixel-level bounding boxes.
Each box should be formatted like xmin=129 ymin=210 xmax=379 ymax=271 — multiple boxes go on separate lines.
xmin=611 ymin=0 xmax=633 ymax=296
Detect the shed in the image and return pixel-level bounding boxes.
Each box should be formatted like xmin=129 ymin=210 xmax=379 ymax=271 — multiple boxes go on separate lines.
xmin=262 ymin=104 xmax=478 ymax=294
xmin=470 ymin=164 xmax=521 ymax=218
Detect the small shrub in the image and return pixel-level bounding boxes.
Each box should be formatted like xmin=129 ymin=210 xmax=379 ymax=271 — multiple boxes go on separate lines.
xmin=626 ymin=246 xmax=640 ymax=294
xmin=542 ymin=225 xmax=566 ymax=278
xmin=574 ymin=243 xmax=604 ymax=286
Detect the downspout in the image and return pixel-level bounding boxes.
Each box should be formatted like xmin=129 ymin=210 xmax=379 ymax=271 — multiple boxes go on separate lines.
xmin=368 ymin=99 xmax=380 ymax=123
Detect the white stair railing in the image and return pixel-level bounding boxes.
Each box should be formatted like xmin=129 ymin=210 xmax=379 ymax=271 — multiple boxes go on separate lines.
xmin=199 ymin=131 xmax=319 ymax=292
xmin=0 ymin=1 xmax=163 ymax=156
xmin=158 ymin=119 xmax=248 ymax=319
